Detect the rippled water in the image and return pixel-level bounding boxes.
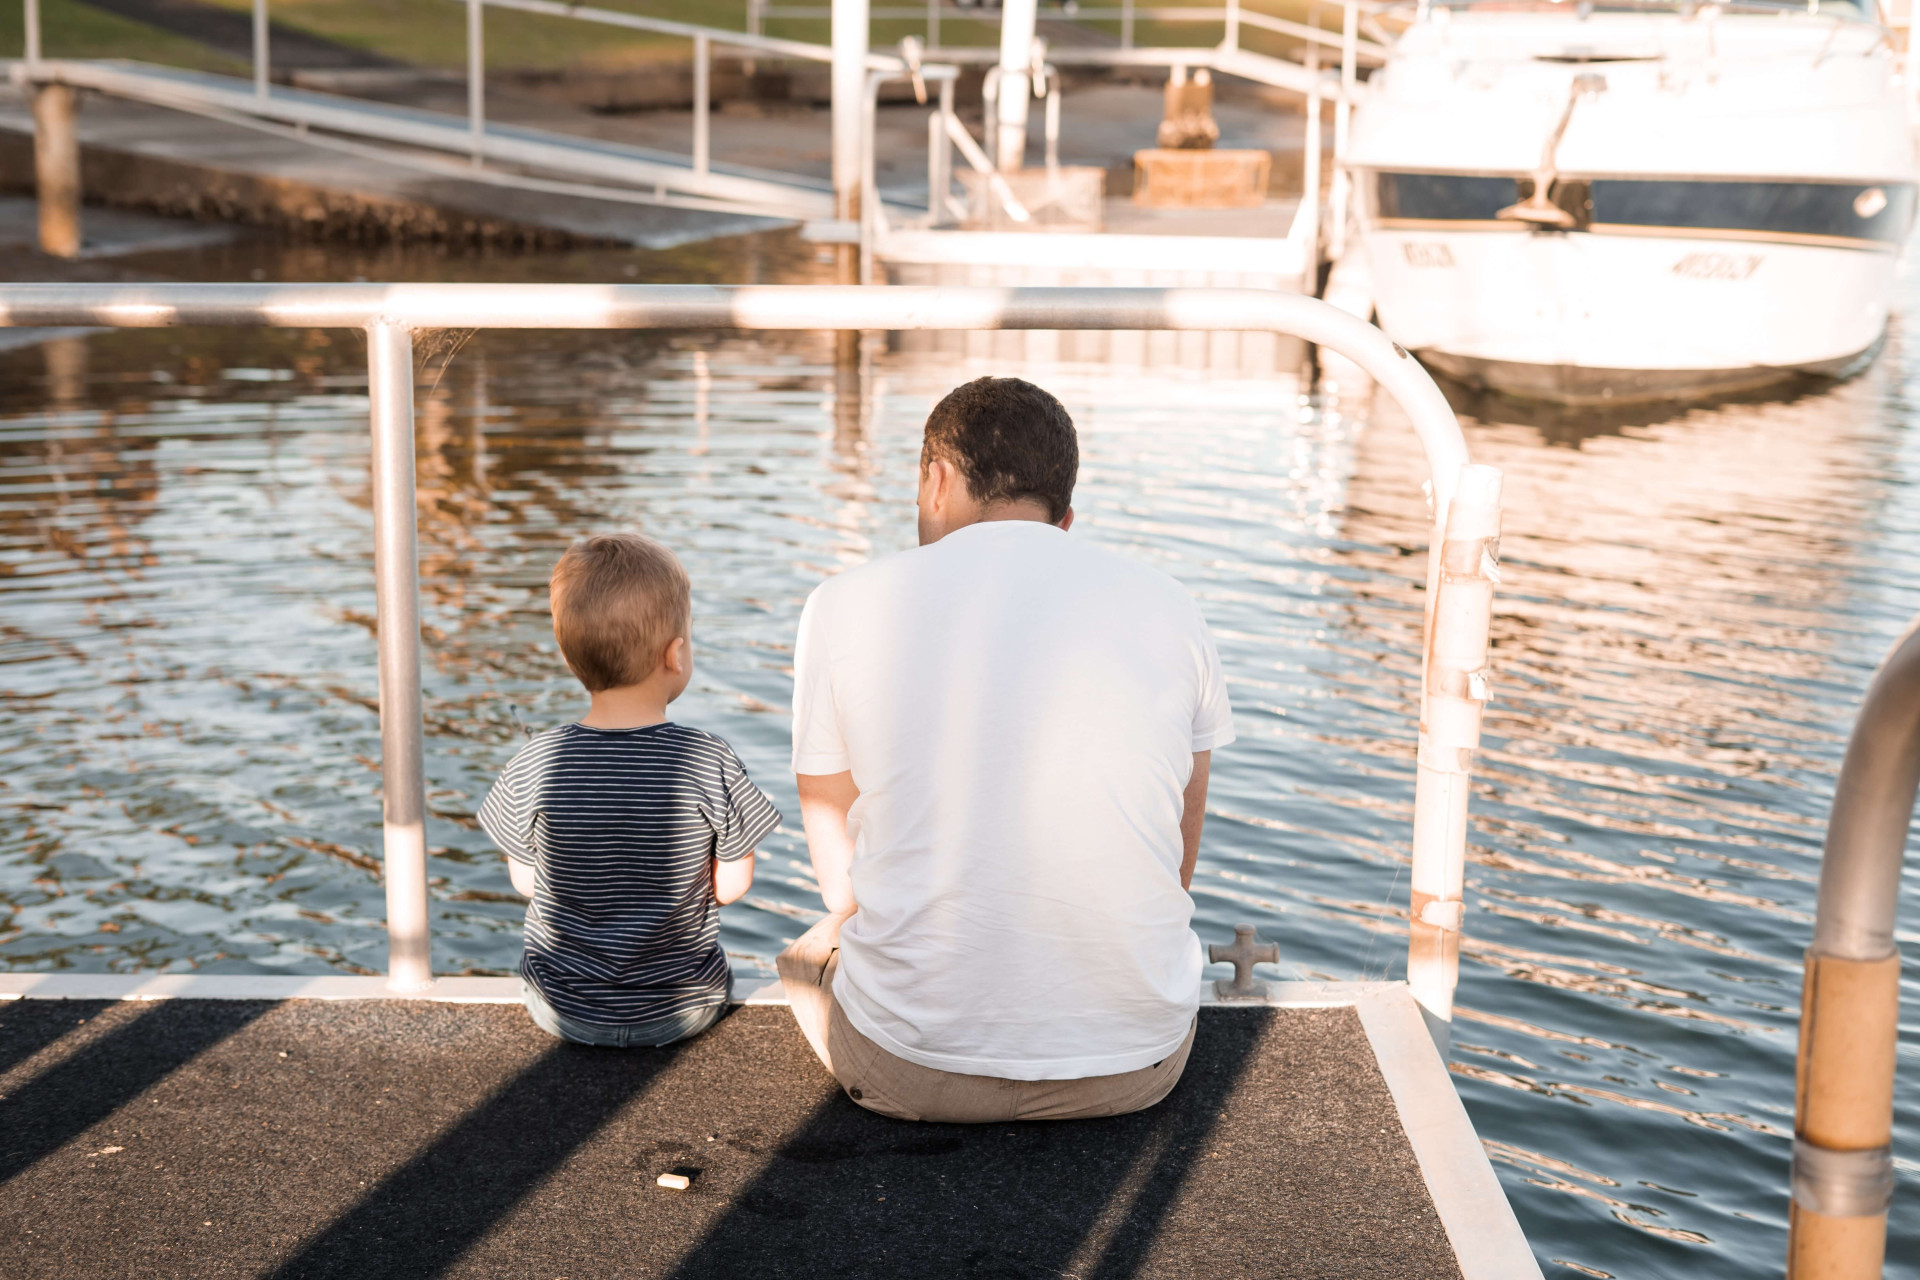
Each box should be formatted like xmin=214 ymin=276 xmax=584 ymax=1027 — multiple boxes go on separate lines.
xmin=2 ymin=230 xmax=1917 ymax=1277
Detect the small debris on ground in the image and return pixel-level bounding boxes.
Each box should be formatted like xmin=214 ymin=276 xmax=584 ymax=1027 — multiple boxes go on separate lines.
xmin=656 ymin=1170 xmax=694 ymax=1191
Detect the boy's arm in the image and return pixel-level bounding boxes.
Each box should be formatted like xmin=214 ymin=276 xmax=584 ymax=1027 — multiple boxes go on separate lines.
xmin=713 ymin=853 xmax=754 ymax=905
xmin=797 ymin=770 xmax=859 ymax=914
xmin=1180 ymin=751 xmax=1211 ymax=891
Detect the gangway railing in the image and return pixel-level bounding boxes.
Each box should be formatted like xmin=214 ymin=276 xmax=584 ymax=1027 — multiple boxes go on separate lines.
xmin=0 ymin=283 xmax=1500 ymax=1049
xmin=750 ymin=0 xmax=1391 ymax=62
xmin=1788 ymin=620 xmax=1917 ymax=1277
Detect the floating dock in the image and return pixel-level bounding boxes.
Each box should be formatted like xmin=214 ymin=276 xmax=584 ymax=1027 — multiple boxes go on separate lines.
xmin=0 ymin=975 xmax=1537 ymax=1279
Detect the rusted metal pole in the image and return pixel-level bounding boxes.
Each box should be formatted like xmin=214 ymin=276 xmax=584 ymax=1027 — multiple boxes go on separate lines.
xmin=32 ymin=83 xmax=81 ymax=260
xmin=1788 ymin=620 xmax=1915 ymax=1277
xmin=365 ymin=322 xmax=432 ymax=993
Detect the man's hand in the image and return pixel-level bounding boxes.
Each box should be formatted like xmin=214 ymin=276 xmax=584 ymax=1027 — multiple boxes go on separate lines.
xmin=796 ymin=770 xmax=859 ymax=914
xmin=1180 ymin=751 xmax=1211 ymax=891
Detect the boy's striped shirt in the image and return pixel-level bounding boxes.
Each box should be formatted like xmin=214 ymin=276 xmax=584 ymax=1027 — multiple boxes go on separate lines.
xmin=478 ymin=722 xmax=780 ymax=1026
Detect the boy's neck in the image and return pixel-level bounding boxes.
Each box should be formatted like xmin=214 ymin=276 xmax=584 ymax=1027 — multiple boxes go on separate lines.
xmin=580 ymin=683 xmax=673 ymax=730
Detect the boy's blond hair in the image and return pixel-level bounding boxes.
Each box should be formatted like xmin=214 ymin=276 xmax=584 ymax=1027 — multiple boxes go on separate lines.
xmin=549 ymin=533 xmax=691 ymax=692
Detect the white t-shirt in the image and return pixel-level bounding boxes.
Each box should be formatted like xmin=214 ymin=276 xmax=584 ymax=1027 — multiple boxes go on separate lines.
xmin=790 ymin=520 xmax=1235 ymax=1080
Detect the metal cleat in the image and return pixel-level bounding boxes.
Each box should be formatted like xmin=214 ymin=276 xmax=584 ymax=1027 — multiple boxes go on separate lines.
xmin=1209 ymin=923 xmax=1279 ymax=1000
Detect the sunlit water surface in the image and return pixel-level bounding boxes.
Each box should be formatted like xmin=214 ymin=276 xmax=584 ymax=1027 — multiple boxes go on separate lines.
xmin=1 ymin=231 xmax=1917 ymax=1278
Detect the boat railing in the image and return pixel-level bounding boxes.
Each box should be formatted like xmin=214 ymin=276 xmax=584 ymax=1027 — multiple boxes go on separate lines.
xmin=1788 ymin=619 xmax=1916 ymax=1277
xmin=0 ymin=283 xmax=1500 ymax=1048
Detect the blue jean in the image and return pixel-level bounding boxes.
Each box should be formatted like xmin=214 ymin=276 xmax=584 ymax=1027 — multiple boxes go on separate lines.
xmin=521 ymin=979 xmax=729 ymax=1048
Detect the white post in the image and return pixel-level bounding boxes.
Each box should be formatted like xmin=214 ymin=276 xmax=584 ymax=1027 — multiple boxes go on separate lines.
xmin=831 ymin=0 xmax=870 ymax=225
xmin=253 ymin=0 xmax=269 ymax=102
xmin=1044 ymin=70 xmax=1060 ymax=174
xmin=996 ymin=0 xmax=1038 ymax=171
xmin=24 ymin=0 xmax=41 ymax=69
xmin=694 ymin=32 xmax=711 ymax=179
xmin=366 ymin=321 xmax=433 ymax=994
xmin=1226 ymin=0 xmax=1241 ymax=51
xmin=1122 ymin=0 xmax=1135 ymax=49
xmin=467 ymin=0 xmax=484 ymax=166
xmin=1301 ymin=28 xmax=1321 ymax=292
xmin=928 ymin=0 xmax=940 ymax=49
xmin=1407 ymin=464 xmax=1502 ymax=1045
xmin=928 ymin=75 xmax=954 ymax=225
xmin=1330 ymin=0 xmax=1357 ymax=259
xmin=745 ymin=0 xmax=762 ymax=78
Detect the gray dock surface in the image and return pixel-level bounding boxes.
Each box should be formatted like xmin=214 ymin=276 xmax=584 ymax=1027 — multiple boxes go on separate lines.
xmin=0 ymin=999 xmax=1460 ymax=1278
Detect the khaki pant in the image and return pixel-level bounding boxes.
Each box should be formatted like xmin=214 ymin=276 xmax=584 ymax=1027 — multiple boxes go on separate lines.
xmin=776 ymin=910 xmax=1195 ymax=1123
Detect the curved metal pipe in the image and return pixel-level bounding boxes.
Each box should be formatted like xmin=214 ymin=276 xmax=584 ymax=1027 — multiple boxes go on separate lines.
xmin=1788 ymin=618 xmax=1916 ymax=1276
xmin=1814 ymin=617 xmax=1920 ymax=960
xmin=0 ymin=283 xmax=1493 ymax=1032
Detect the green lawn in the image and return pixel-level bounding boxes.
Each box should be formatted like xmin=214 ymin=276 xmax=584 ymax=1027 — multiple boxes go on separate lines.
xmin=0 ymin=0 xmax=1339 ymax=78
xmin=0 ymin=0 xmax=247 ymax=71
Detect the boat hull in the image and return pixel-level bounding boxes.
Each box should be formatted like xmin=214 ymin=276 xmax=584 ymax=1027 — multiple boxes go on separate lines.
xmin=1364 ymin=225 xmax=1894 ymax=403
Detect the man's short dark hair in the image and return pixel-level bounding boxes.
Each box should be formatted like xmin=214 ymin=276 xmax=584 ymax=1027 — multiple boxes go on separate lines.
xmin=921 ymin=377 xmax=1078 ymax=523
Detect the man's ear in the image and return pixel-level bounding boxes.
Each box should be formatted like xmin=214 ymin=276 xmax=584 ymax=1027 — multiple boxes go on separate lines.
xmin=923 ymin=457 xmax=955 ymax=511
xmin=1058 ymin=506 xmax=1075 ymax=531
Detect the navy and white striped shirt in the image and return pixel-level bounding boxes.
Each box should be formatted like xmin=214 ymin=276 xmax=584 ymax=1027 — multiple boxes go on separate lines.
xmin=477 ymin=722 xmax=781 ymax=1027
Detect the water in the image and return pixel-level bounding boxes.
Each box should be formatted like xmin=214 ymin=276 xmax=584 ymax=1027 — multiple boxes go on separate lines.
xmin=2 ymin=228 xmax=1917 ymax=1278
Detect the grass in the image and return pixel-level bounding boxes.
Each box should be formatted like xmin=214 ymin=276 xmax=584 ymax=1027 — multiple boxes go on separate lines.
xmin=0 ymin=0 xmax=1338 ymax=79
xmin=0 ymin=0 xmax=248 ymax=71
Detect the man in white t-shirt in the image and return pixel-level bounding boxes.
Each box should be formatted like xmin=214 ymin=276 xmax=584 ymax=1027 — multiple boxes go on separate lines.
xmin=779 ymin=376 xmax=1234 ymax=1122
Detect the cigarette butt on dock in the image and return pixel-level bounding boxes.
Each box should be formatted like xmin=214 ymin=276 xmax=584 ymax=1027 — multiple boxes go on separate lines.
xmin=656 ymin=1171 xmax=694 ymax=1191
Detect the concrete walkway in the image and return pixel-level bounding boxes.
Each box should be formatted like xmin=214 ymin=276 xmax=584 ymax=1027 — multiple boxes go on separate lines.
xmin=0 ymin=999 xmax=1463 ymax=1279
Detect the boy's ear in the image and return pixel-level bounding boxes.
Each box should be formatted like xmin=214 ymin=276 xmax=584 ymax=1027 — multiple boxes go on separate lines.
xmin=663 ymin=634 xmax=688 ymax=675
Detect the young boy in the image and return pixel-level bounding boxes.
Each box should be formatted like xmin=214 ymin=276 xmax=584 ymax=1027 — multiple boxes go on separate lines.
xmin=478 ymin=532 xmax=781 ymax=1048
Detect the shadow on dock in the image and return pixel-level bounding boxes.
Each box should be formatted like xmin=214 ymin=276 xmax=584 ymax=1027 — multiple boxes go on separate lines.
xmin=0 ymin=1002 xmax=1459 ymax=1278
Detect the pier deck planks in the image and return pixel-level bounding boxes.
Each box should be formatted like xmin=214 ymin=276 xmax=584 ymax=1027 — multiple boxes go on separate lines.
xmin=0 ymin=999 xmax=1463 ymax=1278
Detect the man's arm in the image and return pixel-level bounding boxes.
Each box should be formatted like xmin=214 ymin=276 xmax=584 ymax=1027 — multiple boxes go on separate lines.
xmin=1180 ymin=751 xmax=1211 ymax=891
xmin=796 ymin=770 xmax=859 ymax=914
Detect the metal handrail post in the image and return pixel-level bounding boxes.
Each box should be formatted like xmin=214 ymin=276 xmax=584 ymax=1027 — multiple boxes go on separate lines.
xmin=694 ymin=32 xmax=711 ymax=178
xmin=253 ymin=0 xmax=269 ymax=102
xmin=365 ymin=321 xmax=432 ymax=993
xmin=928 ymin=0 xmax=940 ymax=49
xmin=24 ymin=0 xmax=41 ymax=69
xmin=1122 ymin=0 xmax=1135 ymax=48
xmin=467 ymin=0 xmax=484 ymax=166
xmin=1301 ymin=16 xmax=1322 ymax=293
xmin=1225 ymin=0 xmax=1241 ymax=51
xmin=1330 ymin=0 xmax=1357 ymax=260
xmin=928 ymin=75 xmax=954 ymax=225
xmin=1408 ymin=464 xmax=1500 ymax=1045
xmin=1787 ymin=622 xmax=1915 ymax=1276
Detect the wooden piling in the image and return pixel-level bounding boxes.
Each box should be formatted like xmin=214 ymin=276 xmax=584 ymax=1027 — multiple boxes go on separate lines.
xmin=32 ymin=83 xmax=81 ymax=259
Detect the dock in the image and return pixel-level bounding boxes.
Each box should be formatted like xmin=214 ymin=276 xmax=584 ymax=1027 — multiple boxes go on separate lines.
xmin=0 ymin=976 xmax=1532 ymax=1279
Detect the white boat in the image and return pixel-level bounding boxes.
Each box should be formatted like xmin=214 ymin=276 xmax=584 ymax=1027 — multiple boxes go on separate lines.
xmin=1345 ymin=0 xmax=1918 ymax=403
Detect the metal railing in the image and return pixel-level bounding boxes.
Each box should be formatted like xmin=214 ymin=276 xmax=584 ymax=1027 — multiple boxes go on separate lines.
xmin=0 ymin=283 xmax=1498 ymax=1043
xmin=751 ymin=0 xmax=1390 ymax=61
xmin=1787 ymin=619 xmax=1915 ymax=1278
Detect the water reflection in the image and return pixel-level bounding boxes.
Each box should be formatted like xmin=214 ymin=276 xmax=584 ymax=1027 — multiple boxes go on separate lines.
xmin=0 ymin=232 xmax=1915 ymax=1278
